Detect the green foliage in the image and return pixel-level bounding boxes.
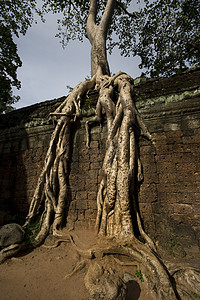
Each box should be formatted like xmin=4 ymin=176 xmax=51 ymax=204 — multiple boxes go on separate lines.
xmin=169 ymin=238 xmax=181 ymax=257
xmin=2 ymin=0 xmax=199 ymax=113
xmin=0 ymin=24 xmax=21 ymax=114
xmin=134 ymin=0 xmax=200 ymax=77
xmin=192 ymin=292 xmax=200 ymax=299
xmin=169 ymin=238 xmax=180 ymax=247
xmin=108 ymin=0 xmax=200 ymax=77
xmin=84 ymin=98 xmax=93 ymax=108
xmin=135 ymin=269 xmax=144 ymax=282
xmin=0 ymin=0 xmax=37 ymax=113
xmin=42 ymin=0 xmax=199 ymax=77
xmin=42 ymin=0 xmax=134 ymax=49
xmin=24 ymin=216 xmax=41 ymax=246
xmin=0 ymin=0 xmax=36 ymax=37
xmin=82 ymin=96 xmax=97 ymax=110
xmin=66 ymin=85 xmax=73 ymax=93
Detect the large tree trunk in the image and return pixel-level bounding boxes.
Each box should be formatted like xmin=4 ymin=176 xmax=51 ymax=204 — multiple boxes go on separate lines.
xmin=87 ymin=0 xmax=115 ymax=76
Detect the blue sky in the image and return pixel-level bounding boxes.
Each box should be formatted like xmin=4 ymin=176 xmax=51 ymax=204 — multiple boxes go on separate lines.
xmin=13 ymin=12 xmax=143 ymax=109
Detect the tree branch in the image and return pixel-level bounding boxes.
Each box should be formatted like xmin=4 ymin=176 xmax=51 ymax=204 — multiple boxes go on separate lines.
xmin=86 ymin=0 xmax=98 ymax=43
xmin=115 ymin=0 xmax=137 ymax=18
xmin=99 ymin=0 xmax=116 ymax=37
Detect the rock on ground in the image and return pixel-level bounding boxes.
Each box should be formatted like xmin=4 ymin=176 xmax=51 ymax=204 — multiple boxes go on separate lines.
xmin=0 ymin=223 xmax=24 ymax=247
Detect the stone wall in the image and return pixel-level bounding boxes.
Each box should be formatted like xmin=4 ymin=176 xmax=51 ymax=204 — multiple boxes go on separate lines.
xmin=0 ymin=68 xmax=200 ymax=256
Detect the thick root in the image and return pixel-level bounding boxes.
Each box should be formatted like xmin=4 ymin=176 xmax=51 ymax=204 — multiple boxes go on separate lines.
xmin=0 ymin=243 xmax=24 ymax=264
xmin=64 ymin=260 xmax=87 ymax=279
xmin=42 ymin=239 xmax=70 ymax=249
xmin=172 ymin=268 xmax=200 ymax=300
xmin=85 ymin=261 xmax=127 ymax=300
xmin=63 ymin=235 xmax=177 ymax=299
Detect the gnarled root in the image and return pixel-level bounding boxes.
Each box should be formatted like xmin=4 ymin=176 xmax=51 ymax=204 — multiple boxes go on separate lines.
xmin=64 ymin=260 xmax=87 ymax=279
xmin=64 ymin=235 xmax=177 ymax=299
xmin=0 ymin=243 xmax=25 ymax=264
xmin=171 ymin=268 xmax=200 ymax=299
xmin=85 ymin=261 xmax=127 ymax=300
xmin=23 ymin=76 xmax=98 ymax=246
xmin=42 ymin=239 xmax=70 ymax=249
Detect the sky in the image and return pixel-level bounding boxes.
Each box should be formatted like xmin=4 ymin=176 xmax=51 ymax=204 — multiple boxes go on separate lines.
xmin=13 ymin=11 xmax=143 ymax=110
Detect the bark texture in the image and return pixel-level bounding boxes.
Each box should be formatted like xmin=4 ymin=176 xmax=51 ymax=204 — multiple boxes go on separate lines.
xmin=87 ymin=0 xmax=115 ymax=76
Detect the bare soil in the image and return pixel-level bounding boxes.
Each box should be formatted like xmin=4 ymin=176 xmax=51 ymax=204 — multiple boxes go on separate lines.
xmin=0 ymin=229 xmax=155 ymax=300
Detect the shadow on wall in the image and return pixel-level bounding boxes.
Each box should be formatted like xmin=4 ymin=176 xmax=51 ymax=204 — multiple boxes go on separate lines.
xmin=0 ymin=100 xmax=85 ymax=229
xmin=0 ymin=125 xmax=28 ymax=225
xmin=0 ymin=98 xmax=65 ymax=226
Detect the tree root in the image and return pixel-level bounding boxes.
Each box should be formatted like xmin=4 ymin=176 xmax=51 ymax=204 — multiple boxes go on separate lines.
xmin=61 ymin=234 xmax=177 ymax=299
xmin=0 ymin=243 xmax=25 ymax=264
xmin=3 ymin=72 xmax=198 ymax=298
xmin=85 ymin=260 xmax=127 ymax=300
xmin=64 ymin=235 xmax=200 ymax=300
xmin=42 ymin=239 xmax=70 ymax=249
xmin=112 ymin=256 xmax=138 ymax=267
xmin=64 ymin=259 xmax=87 ymax=279
xmin=171 ymin=268 xmax=200 ymax=300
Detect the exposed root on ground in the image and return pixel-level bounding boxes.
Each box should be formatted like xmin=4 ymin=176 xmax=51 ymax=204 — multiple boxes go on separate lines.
xmin=64 ymin=260 xmax=87 ymax=279
xmin=0 ymin=243 xmax=25 ymax=264
xmin=60 ymin=234 xmax=200 ymax=300
xmin=42 ymin=239 xmax=70 ymax=249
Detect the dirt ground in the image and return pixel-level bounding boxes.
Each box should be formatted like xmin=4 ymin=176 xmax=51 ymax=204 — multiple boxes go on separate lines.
xmin=0 ymin=229 xmax=156 ymax=300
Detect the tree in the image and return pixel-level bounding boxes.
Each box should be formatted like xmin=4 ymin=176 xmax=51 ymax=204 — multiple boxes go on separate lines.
xmin=0 ymin=0 xmax=36 ymax=113
xmin=0 ymin=24 xmax=21 ymax=113
xmin=1 ymin=1 xmax=200 ymax=299
xmin=134 ymin=0 xmax=200 ymax=77
xmin=43 ymin=0 xmax=200 ymax=77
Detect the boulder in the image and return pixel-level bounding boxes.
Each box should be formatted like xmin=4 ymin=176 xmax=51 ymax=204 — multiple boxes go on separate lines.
xmin=0 ymin=223 xmax=24 ymax=247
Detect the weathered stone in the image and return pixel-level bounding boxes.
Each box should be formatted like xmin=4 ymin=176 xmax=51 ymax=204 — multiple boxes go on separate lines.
xmin=0 ymin=223 xmax=24 ymax=247
xmin=123 ymin=272 xmax=136 ymax=283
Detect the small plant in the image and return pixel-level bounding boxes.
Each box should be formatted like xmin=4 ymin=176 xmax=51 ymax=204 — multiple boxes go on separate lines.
xmin=84 ymin=75 xmax=90 ymax=81
xmin=83 ymin=97 xmax=96 ymax=109
xmin=66 ymin=85 xmax=73 ymax=93
xmin=24 ymin=215 xmax=42 ymax=246
xmin=135 ymin=270 xmax=144 ymax=282
xmin=169 ymin=238 xmax=181 ymax=257
xmin=169 ymin=238 xmax=180 ymax=247
xmin=192 ymin=291 xmax=200 ymax=299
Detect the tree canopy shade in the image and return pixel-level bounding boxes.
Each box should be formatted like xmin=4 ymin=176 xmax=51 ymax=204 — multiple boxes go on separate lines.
xmin=43 ymin=0 xmax=200 ymax=77
xmin=135 ymin=0 xmax=200 ymax=77
xmin=0 ymin=0 xmax=36 ymax=113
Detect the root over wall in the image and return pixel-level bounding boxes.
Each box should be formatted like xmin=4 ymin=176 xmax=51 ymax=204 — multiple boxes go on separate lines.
xmin=0 ymin=67 xmax=200 ymax=258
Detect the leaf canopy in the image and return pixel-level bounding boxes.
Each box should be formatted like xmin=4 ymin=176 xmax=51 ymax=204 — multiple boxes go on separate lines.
xmin=1 ymin=0 xmax=199 ymax=113
xmin=0 ymin=0 xmax=36 ymax=113
xmin=43 ymin=0 xmax=200 ymax=77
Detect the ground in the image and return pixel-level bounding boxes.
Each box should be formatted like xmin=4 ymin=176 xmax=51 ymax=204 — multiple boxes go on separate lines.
xmin=0 ymin=229 xmax=155 ymax=300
